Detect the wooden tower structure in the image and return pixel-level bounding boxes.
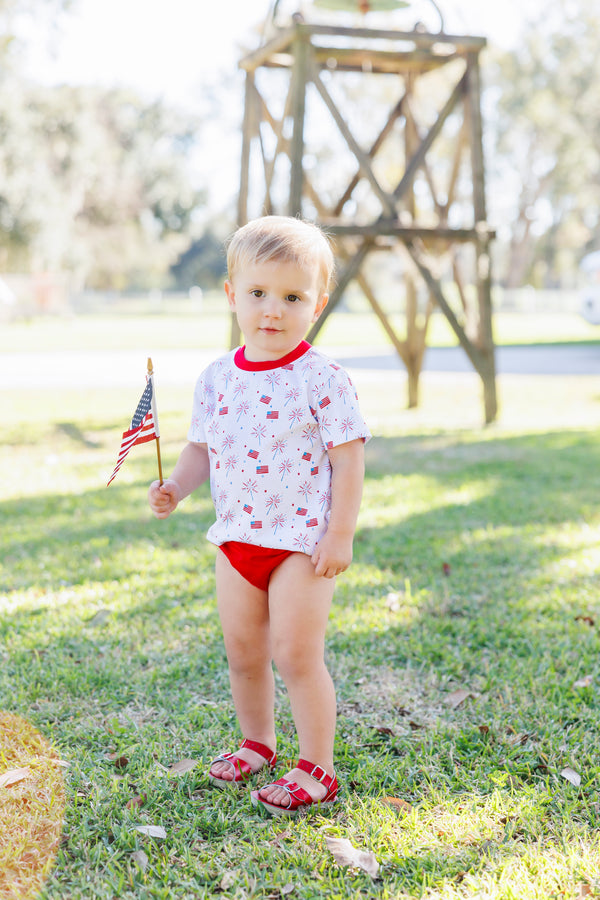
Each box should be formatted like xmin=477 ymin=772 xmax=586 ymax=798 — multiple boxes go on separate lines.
xmin=234 ymin=3 xmax=497 ymax=423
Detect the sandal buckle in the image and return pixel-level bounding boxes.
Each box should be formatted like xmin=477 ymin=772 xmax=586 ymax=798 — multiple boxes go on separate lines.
xmin=308 ymin=763 xmax=327 ymax=783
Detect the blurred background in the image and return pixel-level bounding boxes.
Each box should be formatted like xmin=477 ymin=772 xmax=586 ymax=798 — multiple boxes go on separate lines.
xmin=1 ymin=0 xmax=599 ymax=330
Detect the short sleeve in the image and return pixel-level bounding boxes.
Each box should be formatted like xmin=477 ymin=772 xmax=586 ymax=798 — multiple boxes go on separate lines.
xmin=311 ymin=362 xmax=371 ymax=449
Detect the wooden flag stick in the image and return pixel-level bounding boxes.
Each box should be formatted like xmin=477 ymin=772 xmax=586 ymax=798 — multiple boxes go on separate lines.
xmin=147 ymin=357 xmax=164 ymax=485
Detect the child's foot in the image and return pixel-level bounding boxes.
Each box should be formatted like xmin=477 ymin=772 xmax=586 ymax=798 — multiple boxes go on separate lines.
xmin=258 ymin=766 xmax=327 ymax=806
xmin=251 ymin=759 xmax=338 ymax=816
xmin=208 ymin=738 xmax=276 ymax=788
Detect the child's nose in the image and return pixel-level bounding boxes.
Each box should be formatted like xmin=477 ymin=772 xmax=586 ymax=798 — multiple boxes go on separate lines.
xmin=264 ymin=296 xmax=282 ymax=318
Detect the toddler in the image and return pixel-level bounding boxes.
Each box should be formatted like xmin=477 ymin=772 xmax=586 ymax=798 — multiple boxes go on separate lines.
xmin=148 ymin=216 xmax=370 ymax=815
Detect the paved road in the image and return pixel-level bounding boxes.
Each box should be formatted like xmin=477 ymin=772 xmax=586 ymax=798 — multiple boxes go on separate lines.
xmin=338 ymin=343 xmax=600 ymax=376
xmin=2 ymin=343 xmax=600 ymax=389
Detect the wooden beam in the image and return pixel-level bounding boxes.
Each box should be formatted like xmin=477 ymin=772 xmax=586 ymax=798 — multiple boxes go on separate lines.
xmin=320 ymin=223 xmax=495 ymax=242
xmin=310 ymin=61 xmax=397 ymax=217
xmin=333 ymin=91 xmax=406 ymax=216
xmin=288 ymin=34 xmax=309 ymax=216
xmin=294 ymin=23 xmax=486 ymax=52
xmin=307 ymin=240 xmax=374 ymax=342
xmin=393 ymin=69 xmax=468 ymax=203
xmin=311 ymin=47 xmax=458 ymax=74
xmin=238 ymin=27 xmax=296 ymax=72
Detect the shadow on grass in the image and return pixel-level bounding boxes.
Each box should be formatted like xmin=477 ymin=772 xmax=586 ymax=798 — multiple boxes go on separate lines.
xmin=2 ymin=427 xmax=600 ymax=897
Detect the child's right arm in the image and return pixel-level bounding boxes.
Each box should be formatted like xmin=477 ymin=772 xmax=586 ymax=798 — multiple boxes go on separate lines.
xmin=148 ymin=441 xmax=210 ymax=519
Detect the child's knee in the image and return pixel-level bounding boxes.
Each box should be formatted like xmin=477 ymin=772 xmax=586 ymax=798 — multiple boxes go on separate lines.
xmin=272 ymin=640 xmax=317 ymax=682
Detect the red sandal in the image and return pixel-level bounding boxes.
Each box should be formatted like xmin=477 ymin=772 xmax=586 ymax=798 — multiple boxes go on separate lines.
xmin=208 ymin=738 xmax=277 ymax=788
xmin=250 ymin=758 xmax=338 ymax=816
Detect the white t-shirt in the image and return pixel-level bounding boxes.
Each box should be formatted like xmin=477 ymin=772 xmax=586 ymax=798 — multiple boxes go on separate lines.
xmin=187 ymin=340 xmax=371 ymax=554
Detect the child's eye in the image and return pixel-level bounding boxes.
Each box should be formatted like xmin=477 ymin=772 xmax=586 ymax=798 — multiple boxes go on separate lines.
xmin=286 ymin=294 xmax=301 ymax=303
xmin=251 ymin=289 xmax=264 ymax=298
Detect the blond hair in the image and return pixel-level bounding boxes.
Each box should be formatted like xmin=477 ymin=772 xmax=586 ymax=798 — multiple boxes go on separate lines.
xmin=226 ymin=216 xmax=334 ymax=295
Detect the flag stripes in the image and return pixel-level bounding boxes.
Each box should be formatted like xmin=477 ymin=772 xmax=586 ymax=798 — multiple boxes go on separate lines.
xmin=107 ymin=376 xmax=158 ymax=486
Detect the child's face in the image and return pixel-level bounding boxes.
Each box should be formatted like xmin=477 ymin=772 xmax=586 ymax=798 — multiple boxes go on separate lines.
xmin=225 ymin=258 xmax=329 ymax=362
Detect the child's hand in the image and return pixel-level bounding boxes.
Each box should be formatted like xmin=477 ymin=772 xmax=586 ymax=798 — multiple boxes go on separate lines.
xmin=148 ymin=479 xmax=181 ymax=519
xmin=311 ymin=529 xmax=353 ymax=579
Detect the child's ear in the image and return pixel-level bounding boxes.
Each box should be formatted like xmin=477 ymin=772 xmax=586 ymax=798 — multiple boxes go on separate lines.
xmin=224 ymin=280 xmax=236 ymax=310
xmin=312 ymin=293 xmax=329 ymax=322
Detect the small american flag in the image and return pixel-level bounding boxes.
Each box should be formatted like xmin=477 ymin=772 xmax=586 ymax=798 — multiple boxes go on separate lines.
xmin=107 ymin=374 xmax=159 ymax=486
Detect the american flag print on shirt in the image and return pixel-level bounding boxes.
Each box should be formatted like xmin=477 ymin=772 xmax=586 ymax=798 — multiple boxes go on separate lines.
xmin=186 ymin=344 xmax=371 ymax=554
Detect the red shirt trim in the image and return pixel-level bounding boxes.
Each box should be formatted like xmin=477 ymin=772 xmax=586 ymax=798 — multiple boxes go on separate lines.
xmin=234 ymin=340 xmax=311 ymax=371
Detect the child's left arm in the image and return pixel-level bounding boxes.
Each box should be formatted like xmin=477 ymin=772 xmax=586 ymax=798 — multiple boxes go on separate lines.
xmin=311 ymin=438 xmax=365 ymax=579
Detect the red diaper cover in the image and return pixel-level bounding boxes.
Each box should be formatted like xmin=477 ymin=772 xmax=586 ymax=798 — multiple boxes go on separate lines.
xmin=219 ymin=541 xmax=294 ymax=590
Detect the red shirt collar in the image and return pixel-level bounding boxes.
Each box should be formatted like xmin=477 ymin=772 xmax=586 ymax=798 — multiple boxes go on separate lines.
xmin=234 ymin=340 xmax=311 ymax=371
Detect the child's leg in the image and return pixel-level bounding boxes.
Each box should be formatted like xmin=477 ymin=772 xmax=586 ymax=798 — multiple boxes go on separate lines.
xmin=260 ymin=552 xmax=337 ymax=805
xmin=210 ymin=550 xmax=276 ymax=781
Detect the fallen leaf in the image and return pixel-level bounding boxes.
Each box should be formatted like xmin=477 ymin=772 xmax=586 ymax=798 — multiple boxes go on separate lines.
xmin=130 ymin=850 xmax=148 ymax=872
xmin=135 ymin=825 xmax=167 ymax=839
xmin=575 ymin=615 xmax=595 ymax=627
xmin=442 ymin=562 xmax=451 ymax=576
xmin=561 ymin=767 xmax=581 ymax=788
xmin=446 ymin=689 xmax=472 ymax=709
xmin=375 ymin=726 xmax=394 ymax=736
xmin=325 ymin=836 xmax=379 ymax=879
xmin=220 ymin=872 xmax=236 ymax=890
xmin=576 ymin=883 xmax=593 ymax=898
xmin=385 ymin=592 xmax=401 ymax=611
xmin=281 ymin=885 xmax=295 ymax=896
xmin=382 ymin=797 xmax=413 ymax=814
xmin=167 ymin=758 xmax=198 ymax=776
xmin=573 ymin=675 xmax=593 ymax=689
xmin=126 ymin=793 xmax=147 ymax=810
xmin=114 ymin=756 xmax=129 ymax=770
xmin=0 ymin=767 xmax=30 ymax=789
xmin=86 ymin=609 xmax=110 ymax=627
xmin=479 ymin=725 xmax=490 ymax=735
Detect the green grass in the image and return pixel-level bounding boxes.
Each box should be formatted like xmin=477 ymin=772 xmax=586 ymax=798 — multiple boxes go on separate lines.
xmin=2 ymin=325 xmax=600 ymax=898
xmin=2 ymin=303 xmax=599 ymax=353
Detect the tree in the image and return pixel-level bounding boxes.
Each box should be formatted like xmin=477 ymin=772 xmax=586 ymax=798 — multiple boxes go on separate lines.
xmin=0 ymin=81 xmax=205 ymax=288
xmin=486 ymin=0 xmax=600 ymax=287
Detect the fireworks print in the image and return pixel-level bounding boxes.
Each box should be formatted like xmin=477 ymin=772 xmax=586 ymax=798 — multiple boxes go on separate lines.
xmin=271 ymin=513 xmax=286 ymax=533
xmin=341 ymin=417 xmax=355 ymax=439
xmin=285 ymin=386 xmax=301 ymax=405
xmin=298 ymin=480 xmax=313 ymax=502
xmin=186 ymin=345 xmax=370 ymax=556
xmin=224 ymin=454 xmax=238 ymax=475
xmin=278 ymin=459 xmax=293 ymax=481
xmin=266 ymin=493 xmax=282 ymax=513
xmin=251 ymin=423 xmax=267 ymax=444
xmin=271 ymin=437 xmax=287 ymax=457
xmin=236 ymin=401 xmax=250 ymax=420
xmin=242 ymin=478 xmax=258 ymax=500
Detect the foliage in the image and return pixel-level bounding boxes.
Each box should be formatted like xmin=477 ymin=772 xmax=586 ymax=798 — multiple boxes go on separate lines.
xmin=0 ymin=80 xmax=204 ymax=289
xmin=170 ymin=229 xmax=228 ymax=291
xmin=1 ymin=329 xmax=600 ymax=897
xmin=487 ymin=0 xmax=600 ymax=288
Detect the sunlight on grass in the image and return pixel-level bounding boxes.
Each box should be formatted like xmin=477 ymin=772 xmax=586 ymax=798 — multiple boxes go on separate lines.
xmin=2 ymin=325 xmax=600 ymax=898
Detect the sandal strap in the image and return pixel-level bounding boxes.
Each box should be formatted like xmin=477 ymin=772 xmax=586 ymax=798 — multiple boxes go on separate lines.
xmin=240 ymin=738 xmax=277 ymax=765
xmin=210 ymin=739 xmax=276 ymax=782
xmin=296 ymin=759 xmax=336 ymax=792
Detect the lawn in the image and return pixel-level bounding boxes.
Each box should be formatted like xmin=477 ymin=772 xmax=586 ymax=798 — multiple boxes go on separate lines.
xmin=1 ymin=314 xmax=600 ymax=899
